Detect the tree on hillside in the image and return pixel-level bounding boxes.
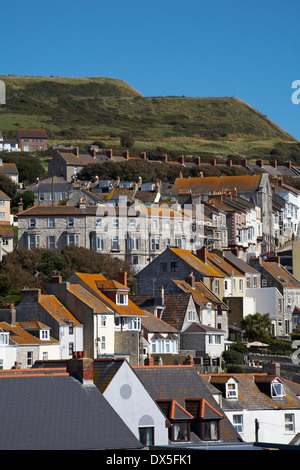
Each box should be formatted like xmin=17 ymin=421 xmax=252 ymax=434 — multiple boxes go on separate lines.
xmin=0 ymin=246 xmax=136 ymax=305
xmin=120 ymin=132 xmax=135 ymax=148
xmin=0 ymin=174 xmax=18 ymax=199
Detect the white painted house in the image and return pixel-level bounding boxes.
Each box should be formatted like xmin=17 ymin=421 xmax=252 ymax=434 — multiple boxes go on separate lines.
xmin=203 ymin=366 xmax=300 ymax=445
xmin=93 ymin=358 xmax=169 ymax=446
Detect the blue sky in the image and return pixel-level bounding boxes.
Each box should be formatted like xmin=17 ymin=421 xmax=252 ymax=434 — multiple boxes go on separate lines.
xmin=2 ymin=0 xmax=300 ymax=139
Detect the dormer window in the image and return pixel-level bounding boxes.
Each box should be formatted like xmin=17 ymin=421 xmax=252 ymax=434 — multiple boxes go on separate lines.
xmin=226 ymin=378 xmax=238 ymax=399
xmin=40 ymin=329 xmax=50 ymax=340
xmin=116 ymin=293 xmax=128 ymax=305
xmin=271 ymin=379 xmax=284 ymax=398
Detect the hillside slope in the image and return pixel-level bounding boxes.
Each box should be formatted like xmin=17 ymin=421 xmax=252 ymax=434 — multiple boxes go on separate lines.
xmin=0 ymin=76 xmax=297 ymax=156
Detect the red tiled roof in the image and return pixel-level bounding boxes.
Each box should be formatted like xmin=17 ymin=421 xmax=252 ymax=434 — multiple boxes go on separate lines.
xmin=172 ymin=174 xmax=262 ymax=195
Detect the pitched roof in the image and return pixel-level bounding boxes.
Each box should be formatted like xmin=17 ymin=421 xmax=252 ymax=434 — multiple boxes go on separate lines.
xmin=207 ymin=252 xmax=244 ymax=277
xmin=131 ymin=292 xmax=193 ymax=331
xmin=67 ymin=284 xmax=114 ymax=314
xmin=133 ymin=365 xmax=240 ymax=442
xmin=93 ymin=358 xmax=125 ymax=393
xmin=40 ymin=295 xmax=82 ymax=326
xmin=223 ymin=251 xmax=260 ymax=274
xmin=17 ymin=204 xmax=98 ymax=217
xmin=262 ymin=261 xmax=300 ymax=288
xmin=169 ymin=247 xmax=223 ymax=278
xmin=172 ymin=279 xmax=228 ymax=310
xmin=17 ymin=128 xmax=47 ymax=138
xmin=172 ymin=174 xmax=263 ymax=195
xmin=67 ymin=273 xmax=147 ymax=318
xmin=140 ymin=310 xmax=179 ymax=334
xmin=0 ymin=370 xmax=141 ymax=450
xmin=0 ymin=321 xmax=58 ymax=345
xmin=183 ymin=322 xmax=225 ymax=334
xmin=203 ymin=373 xmax=300 ymax=411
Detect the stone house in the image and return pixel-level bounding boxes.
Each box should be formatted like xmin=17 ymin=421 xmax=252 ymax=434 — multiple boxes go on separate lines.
xmin=171 ymin=174 xmax=274 ymax=252
xmin=17 ymin=199 xmax=199 ymax=267
xmin=25 ymin=176 xmax=73 ymax=205
xmin=135 ymin=246 xmax=224 ymax=296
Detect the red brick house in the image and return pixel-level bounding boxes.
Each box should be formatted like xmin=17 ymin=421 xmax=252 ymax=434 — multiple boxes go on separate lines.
xmin=16 ymin=129 xmax=48 ymax=152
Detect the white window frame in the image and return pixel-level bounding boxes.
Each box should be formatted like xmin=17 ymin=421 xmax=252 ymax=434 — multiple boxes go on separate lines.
xmin=188 ymin=310 xmax=195 ymax=322
xmin=271 ymin=381 xmax=284 ymax=398
xmin=116 ymin=293 xmax=128 ymax=305
xmin=67 ymin=234 xmax=79 ymax=246
xmin=233 ymin=414 xmax=243 ymax=433
xmin=226 ymin=379 xmax=238 ymax=399
xmin=285 ymin=413 xmax=295 ymax=433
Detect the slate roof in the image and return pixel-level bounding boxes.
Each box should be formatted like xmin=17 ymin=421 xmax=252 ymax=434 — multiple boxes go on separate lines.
xmin=202 ymin=373 xmax=300 ymax=411
xmin=133 ymin=365 xmax=241 ymax=443
xmin=0 ymin=369 xmax=142 ymax=450
xmin=262 ymin=261 xmax=300 ymax=288
xmin=93 ymin=358 xmax=125 ymax=393
xmin=140 ymin=310 xmax=179 ymax=334
xmin=172 ymin=279 xmax=228 ymax=311
xmin=223 ymin=251 xmax=260 ymax=274
xmin=130 ymin=292 xmax=193 ymax=331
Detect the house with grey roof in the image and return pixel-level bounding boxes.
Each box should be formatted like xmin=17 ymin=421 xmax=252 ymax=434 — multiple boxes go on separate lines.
xmin=202 ymin=364 xmax=300 ymax=445
xmin=0 ymin=363 xmax=142 ymax=450
xmin=133 ymin=364 xmax=241 ymax=445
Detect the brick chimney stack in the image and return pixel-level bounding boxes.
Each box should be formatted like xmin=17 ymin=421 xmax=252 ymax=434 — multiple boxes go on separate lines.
xmin=226 ymin=159 xmax=232 ymax=168
xmin=256 ymin=159 xmax=263 ymax=167
xmin=161 ymin=154 xmax=168 ymax=163
xmin=178 ymin=155 xmax=184 ymax=165
xmin=270 ymin=160 xmax=277 ymax=168
xmin=67 ymin=352 xmax=94 ymax=385
xmin=117 ymin=270 xmax=127 ymax=287
xmin=210 ymin=159 xmax=217 ymax=166
xmin=140 ymin=152 xmax=147 ymax=160
xmin=196 ymin=246 xmax=207 ymax=264
xmin=285 ymin=161 xmax=292 ymax=169
xmin=194 ymin=157 xmax=201 ymax=166
xmin=241 ymin=158 xmax=248 ymax=167
xmin=106 ymin=149 xmax=113 ymax=159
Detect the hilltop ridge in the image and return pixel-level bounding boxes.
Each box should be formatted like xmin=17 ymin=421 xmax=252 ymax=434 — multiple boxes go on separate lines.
xmin=0 ymin=75 xmax=297 ymax=157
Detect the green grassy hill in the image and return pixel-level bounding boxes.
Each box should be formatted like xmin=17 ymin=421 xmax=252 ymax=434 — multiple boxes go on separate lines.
xmin=0 ymin=75 xmax=297 ymax=158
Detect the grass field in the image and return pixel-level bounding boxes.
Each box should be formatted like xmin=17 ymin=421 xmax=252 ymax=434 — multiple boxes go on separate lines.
xmin=0 ymin=75 xmax=298 ymax=159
